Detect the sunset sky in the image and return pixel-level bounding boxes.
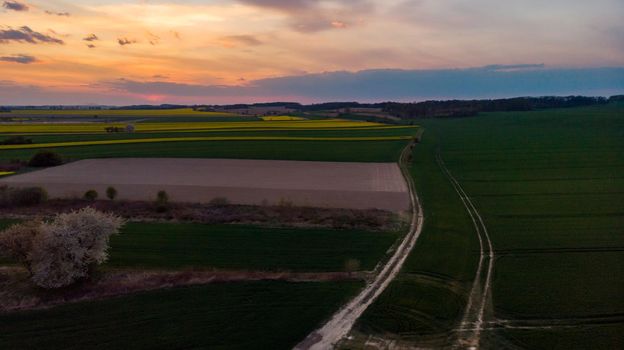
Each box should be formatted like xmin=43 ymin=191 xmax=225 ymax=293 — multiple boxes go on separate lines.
xmin=1 ymin=0 xmax=623 ymax=105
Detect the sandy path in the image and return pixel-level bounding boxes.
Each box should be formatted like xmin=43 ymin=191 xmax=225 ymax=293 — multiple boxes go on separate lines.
xmin=436 ymin=152 xmax=494 ymax=349
xmin=293 ymin=143 xmax=424 ymax=350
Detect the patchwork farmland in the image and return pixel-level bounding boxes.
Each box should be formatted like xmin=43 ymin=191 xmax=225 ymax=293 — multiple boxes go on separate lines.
xmin=0 ymin=113 xmax=421 ymax=349
xmin=1 ymin=103 xmax=623 ymax=349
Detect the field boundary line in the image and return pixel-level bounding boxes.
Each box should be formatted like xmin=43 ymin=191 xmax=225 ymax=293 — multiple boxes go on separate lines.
xmin=436 ymin=151 xmax=494 ymax=349
xmin=0 ymin=136 xmax=415 ymax=150
xmin=293 ymin=141 xmax=424 ymax=350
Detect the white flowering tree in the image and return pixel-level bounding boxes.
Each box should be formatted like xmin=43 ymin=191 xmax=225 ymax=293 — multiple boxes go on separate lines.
xmin=0 ymin=207 xmax=125 ymax=289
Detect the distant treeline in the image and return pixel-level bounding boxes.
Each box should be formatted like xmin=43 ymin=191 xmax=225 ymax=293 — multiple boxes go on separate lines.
xmin=110 ymin=104 xmax=188 ymax=110
xmin=198 ymin=95 xmax=620 ymax=118
xmin=3 ymin=95 xmax=622 ymax=116
xmin=382 ymin=96 xmax=615 ymax=119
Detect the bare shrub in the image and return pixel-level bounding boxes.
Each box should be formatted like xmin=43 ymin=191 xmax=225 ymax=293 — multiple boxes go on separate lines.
xmin=106 ymin=186 xmax=117 ymax=200
xmin=209 ymin=197 xmax=229 ymax=206
xmin=0 ymin=186 xmax=48 ymax=207
xmin=278 ymin=198 xmax=294 ymax=207
xmin=84 ymin=189 xmax=98 ymax=201
xmin=0 ymin=207 xmax=125 ymax=289
xmin=344 ymin=258 xmax=361 ymax=276
xmin=155 ymin=190 xmax=169 ymax=212
xmin=28 ymin=150 xmax=63 ymax=167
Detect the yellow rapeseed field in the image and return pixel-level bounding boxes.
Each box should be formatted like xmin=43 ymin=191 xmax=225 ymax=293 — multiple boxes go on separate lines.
xmin=0 ymin=119 xmax=384 ymax=133
xmin=260 ymin=116 xmax=306 ymax=121
xmin=0 ymin=136 xmax=415 ymax=150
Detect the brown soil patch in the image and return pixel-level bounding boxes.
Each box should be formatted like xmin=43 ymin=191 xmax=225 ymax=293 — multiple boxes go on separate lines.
xmin=0 ymin=158 xmax=410 ymax=211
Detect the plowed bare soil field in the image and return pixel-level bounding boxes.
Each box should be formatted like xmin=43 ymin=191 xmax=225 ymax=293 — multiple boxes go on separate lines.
xmin=0 ymin=158 xmax=410 ymax=211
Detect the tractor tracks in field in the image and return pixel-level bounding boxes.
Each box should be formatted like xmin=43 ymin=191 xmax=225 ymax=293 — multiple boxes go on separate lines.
xmin=293 ymin=142 xmax=424 ymax=350
xmin=436 ymin=151 xmax=495 ymax=350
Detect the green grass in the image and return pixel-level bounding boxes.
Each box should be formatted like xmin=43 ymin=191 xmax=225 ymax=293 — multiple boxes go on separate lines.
xmin=354 ymin=102 xmax=624 ymax=348
xmin=0 ymin=139 xmax=409 ymax=163
xmin=354 ymin=126 xmax=479 ymax=345
xmin=0 ymin=221 xmax=400 ymax=272
xmin=499 ymin=324 xmax=624 ymax=350
xmin=429 ymin=102 xmax=623 ymax=347
xmin=358 ymin=275 xmax=467 ymax=337
xmin=105 ymin=222 xmax=400 ymax=272
xmin=0 ymin=126 xmax=418 ymax=143
xmin=0 ymin=281 xmax=362 ymax=350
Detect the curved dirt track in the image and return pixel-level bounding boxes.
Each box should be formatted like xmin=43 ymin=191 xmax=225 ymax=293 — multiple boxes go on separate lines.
xmin=293 ymin=143 xmax=424 ymax=350
xmin=436 ymin=152 xmax=494 ymax=349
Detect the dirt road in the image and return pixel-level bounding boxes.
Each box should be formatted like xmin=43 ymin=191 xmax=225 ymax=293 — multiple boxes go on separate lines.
xmin=293 ymin=143 xmax=424 ymax=350
xmin=436 ymin=152 xmax=494 ymax=349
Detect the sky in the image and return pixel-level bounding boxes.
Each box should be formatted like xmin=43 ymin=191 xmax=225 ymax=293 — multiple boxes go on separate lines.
xmin=0 ymin=0 xmax=623 ymax=105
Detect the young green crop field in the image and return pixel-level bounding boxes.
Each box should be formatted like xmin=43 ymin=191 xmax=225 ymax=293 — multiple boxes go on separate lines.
xmin=106 ymin=222 xmax=400 ymax=272
xmin=0 ymin=281 xmax=363 ymax=350
xmin=349 ymin=102 xmax=624 ymax=349
xmin=0 ymin=139 xmax=410 ymax=163
xmin=0 ymin=220 xmax=400 ymax=272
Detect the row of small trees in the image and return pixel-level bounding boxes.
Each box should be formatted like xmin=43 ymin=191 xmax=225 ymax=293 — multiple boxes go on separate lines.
xmin=81 ymin=188 xmax=169 ymax=209
xmin=83 ymin=187 xmax=118 ymax=201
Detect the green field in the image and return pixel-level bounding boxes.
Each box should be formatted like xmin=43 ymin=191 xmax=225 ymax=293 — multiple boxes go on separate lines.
xmin=0 ymin=281 xmax=362 ymax=350
xmin=0 ymin=220 xmax=400 ymax=272
xmin=105 ymin=222 xmax=400 ymax=271
xmin=0 ymin=139 xmax=410 ymax=163
xmin=353 ymin=118 xmax=479 ymax=347
xmin=1 ymin=126 xmax=418 ymax=143
xmin=351 ymin=102 xmax=624 ymax=349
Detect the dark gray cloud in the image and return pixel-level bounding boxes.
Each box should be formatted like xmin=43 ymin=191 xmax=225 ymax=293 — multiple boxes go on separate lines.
xmin=103 ymin=66 xmax=624 ymax=102
xmin=238 ymin=0 xmax=314 ymax=11
xmin=0 ymin=80 xmax=142 ymax=105
xmin=220 ymin=34 xmax=262 ymax=47
xmin=105 ymin=78 xmax=241 ymax=97
xmin=83 ymin=34 xmax=99 ymax=42
xmin=483 ymin=64 xmax=545 ymax=71
xmin=146 ymin=32 xmax=160 ymax=46
xmin=0 ymin=26 xmax=64 ymax=44
xmin=117 ymin=37 xmax=137 ymax=46
xmin=0 ymin=54 xmax=36 ymax=64
xmin=2 ymin=1 xmax=28 ymax=12
xmin=238 ymin=0 xmax=374 ymax=32
xmin=45 ymin=10 xmax=70 ymax=16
